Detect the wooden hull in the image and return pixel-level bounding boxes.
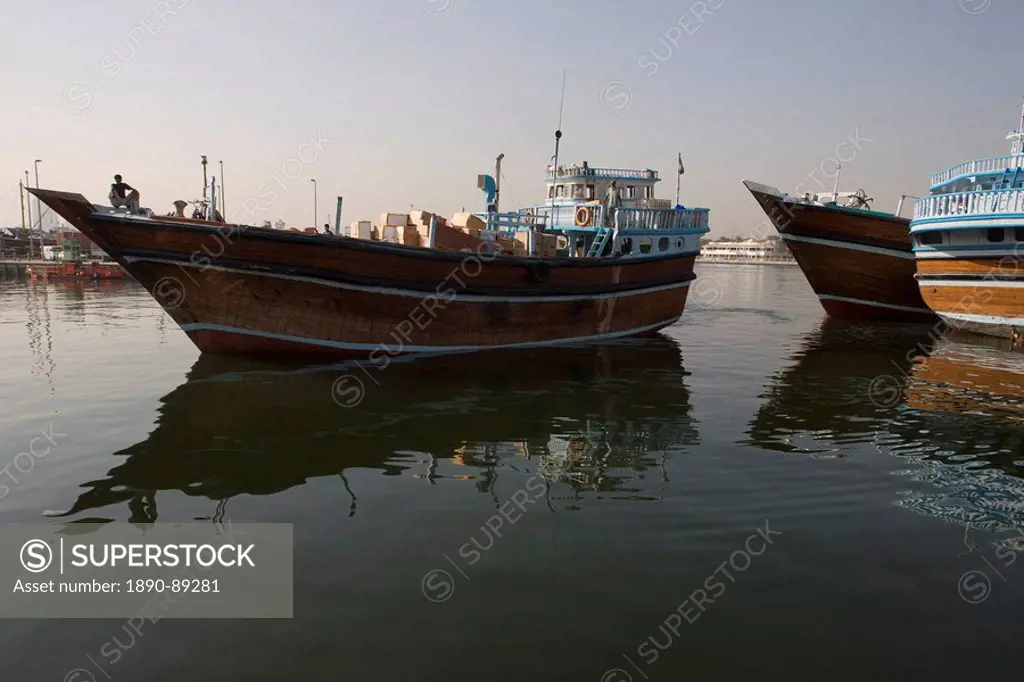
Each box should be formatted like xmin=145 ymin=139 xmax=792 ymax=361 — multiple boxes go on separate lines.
xmin=744 ymin=182 xmax=935 ymax=322
xmin=914 ymin=256 xmax=1024 ymax=344
xmin=31 ymin=189 xmax=699 ymax=359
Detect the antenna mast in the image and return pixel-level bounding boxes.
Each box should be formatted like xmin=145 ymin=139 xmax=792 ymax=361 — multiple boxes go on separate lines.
xmin=1012 ymin=97 xmax=1024 ymax=156
xmin=551 ymin=70 xmax=566 ymax=183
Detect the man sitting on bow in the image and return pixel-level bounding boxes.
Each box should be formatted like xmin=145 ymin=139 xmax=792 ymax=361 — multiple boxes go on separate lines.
xmin=108 ymin=174 xmax=141 ymax=213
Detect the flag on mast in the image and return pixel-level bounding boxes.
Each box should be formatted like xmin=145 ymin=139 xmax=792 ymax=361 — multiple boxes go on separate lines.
xmin=677 ymin=153 xmax=685 ymax=175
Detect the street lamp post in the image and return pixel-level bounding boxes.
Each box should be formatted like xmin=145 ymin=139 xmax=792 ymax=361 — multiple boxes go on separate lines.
xmin=311 ymin=178 xmax=318 ymax=230
xmin=33 ymin=159 xmax=42 ymax=231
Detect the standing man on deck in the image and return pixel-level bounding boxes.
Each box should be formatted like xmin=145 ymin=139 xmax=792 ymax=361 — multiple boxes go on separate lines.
xmin=109 ymin=174 xmax=140 ymax=213
xmin=604 ymin=180 xmax=620 ymax=227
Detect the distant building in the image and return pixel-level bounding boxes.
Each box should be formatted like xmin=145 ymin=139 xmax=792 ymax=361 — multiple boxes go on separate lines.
xmin=698 ymin=237 xmax=795 ymax=264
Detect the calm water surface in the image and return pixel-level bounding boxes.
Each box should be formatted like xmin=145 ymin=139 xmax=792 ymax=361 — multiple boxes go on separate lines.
xmin=1 ymin=265 xmax=1024 ymax=681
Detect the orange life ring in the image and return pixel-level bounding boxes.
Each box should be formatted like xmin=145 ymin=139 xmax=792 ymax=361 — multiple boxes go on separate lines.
xmin=574 ymin=206 xmax=591 ymax=227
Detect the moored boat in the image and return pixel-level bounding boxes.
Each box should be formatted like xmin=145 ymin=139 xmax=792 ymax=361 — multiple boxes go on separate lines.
xmin=910 ymin=102 xmax=1024 ymax=346
xmin=743 ymin=180 xmax=934 ymax=321
xmin=30 ymin=158 xmax=709 ymax=360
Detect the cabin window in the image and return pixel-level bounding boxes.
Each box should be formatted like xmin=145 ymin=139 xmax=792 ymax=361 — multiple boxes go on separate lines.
xmin=586 ymin=184 xmax=595 ymax=199
xmin=1016 ymin=227 xmax=1024 ymax=241
xmin=919 ymin=231 xmax=944 ymax=246
xmin=658 ymin=237 xmax=670 ymax=251
xmin=987 ymin=228 xmax=1005 ymax=243
xmin=548 ymin=186 xmax=554 ymax=199
xmin=639 ymin=237 xmax=652 ymax=254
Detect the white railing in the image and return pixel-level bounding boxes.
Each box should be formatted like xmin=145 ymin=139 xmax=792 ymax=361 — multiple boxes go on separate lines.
xmin=532 ymin=204 xmax=607 ymax=228
xmin=545 ymin=166 xmax=659 ymax=181
xmin=913 ymin=188 xmax=1024 ymax=220
xmin=482 ymin=205 xmax=709 ymax=232
xmin=615 ymin=207 xmax=709 ymax=231
xmin=929 ymin=155 xmax=1024 ymax=187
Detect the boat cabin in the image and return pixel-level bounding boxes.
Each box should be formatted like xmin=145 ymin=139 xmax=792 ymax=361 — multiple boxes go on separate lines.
xmin=477 ymin=161 xmax=709 ymax=261
xmin=917 ymin=104 xmax=1024 ymax=253
xmin=545 ymin=163 xmax=664 ymax=208
xmin=911 ymin=103 xmax=1024 ymax=252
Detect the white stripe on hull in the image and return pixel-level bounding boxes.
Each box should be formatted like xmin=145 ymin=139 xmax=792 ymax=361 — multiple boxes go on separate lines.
xmin=938 ymin=311 xmax=1024 ymax=326
xmin=914 ymin=249 xmax=1023 ymax=259
xmin=181 ymin=317 xmax=683 ymax=353
xmin=817 ymin=294 xmax=933 ymax=314
xmin=781 ymin=234 xmax=913 ymax=259
xmin=123 ymin=256 xmax=693 ymax=303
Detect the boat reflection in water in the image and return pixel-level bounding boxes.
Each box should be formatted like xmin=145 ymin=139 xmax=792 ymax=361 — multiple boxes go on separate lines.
xmin=747 ymin=319 xmax=1024 ymax=542
xmin=744 ymin=318 xmax=932 ymax=456
xmin=895 ymin=336 xmax=1024 ymax=539
xmin=54 ymin=336 xmax=698 ymax=522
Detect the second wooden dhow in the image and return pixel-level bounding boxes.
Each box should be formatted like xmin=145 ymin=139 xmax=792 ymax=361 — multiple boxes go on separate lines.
xmin=911 ymin=102 xmax=1024 ymax=345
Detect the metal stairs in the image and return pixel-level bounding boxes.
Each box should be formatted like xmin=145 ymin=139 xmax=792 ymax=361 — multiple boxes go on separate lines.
xmin=586 ymin=227 xmax=612 ymax=257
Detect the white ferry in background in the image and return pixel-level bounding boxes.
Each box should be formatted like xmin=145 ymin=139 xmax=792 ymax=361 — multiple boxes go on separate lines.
xmin=697 ymin=237 xmax=796 ymax=265
xmin=910 ymin=101 xmax=1024 ymax=345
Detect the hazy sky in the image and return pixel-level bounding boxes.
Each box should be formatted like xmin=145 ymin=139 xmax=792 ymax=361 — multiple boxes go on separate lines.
xmin=2 ymin=0 xmax=1021 ymax=235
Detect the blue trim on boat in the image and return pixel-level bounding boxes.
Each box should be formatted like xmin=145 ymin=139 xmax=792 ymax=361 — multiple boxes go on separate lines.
xmin=911 ymin=214 xmax=1024 ymax=230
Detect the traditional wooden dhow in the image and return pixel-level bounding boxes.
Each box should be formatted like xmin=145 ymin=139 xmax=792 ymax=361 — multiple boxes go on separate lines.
xmin=29 ymin=161 xmax=709 ymax=359
xmin=910 ymin=103 xmax=1024 ymax=345
xmin=742 ymin=180 xmax=934 ymax=321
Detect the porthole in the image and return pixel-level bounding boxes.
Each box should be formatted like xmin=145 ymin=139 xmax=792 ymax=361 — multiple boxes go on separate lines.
xmin=658 ymin=237 xmax=670 ymax=251
xmin=676 ymin=239 xmax=683 ymax=248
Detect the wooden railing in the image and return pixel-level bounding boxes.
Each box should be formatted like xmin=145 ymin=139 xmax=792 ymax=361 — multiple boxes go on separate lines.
xmin=913 ymin=188 xmax=1024 ymax=220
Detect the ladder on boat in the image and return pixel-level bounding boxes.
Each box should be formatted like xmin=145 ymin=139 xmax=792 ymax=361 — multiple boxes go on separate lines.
xmin=998 ymin=167 xmax=1021 ymax=189
xmin=586 ymin=227 xmax=613 ymax=257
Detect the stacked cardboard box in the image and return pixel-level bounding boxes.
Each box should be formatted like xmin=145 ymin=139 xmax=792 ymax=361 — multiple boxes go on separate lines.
xmin=510 ymin=231 xmax=557 ymax=258
xmin=405 ymin=210 xmax=484 ymax=251
xmin=400 ymin=225 xmax=421 ymax=247
xmin=348 ymin=221 xmax=372 ymax=240
xmin=451 ymin=212 xmax=487 ymax=236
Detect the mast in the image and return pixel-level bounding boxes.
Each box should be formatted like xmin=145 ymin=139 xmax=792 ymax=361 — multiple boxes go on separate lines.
xmin=219 ymin=160 xmax=226 ymax=218
xmin=832 ymin=163 xmax=841 ymax=203
xmin=1012 ymin=98 xmax=1024 ymax=156
xmin=19 ymin=179 xmax=26 ymax=233
xmin=551 ymin=70 xmax=566 ymax=185
xmin=24 ymin=170 xmax=32 ymax=253
xmin=494 ymin=153 xmax=504 ymax=213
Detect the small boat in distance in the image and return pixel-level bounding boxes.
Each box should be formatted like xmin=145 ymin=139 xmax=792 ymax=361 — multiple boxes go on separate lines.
xmin=743 ymin=180 xmax=935 ymax=322
xmin=910 ymin=102 xmax=1024 ymax=346
xmin=29 ymin=157 xmax=709 ymax=360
